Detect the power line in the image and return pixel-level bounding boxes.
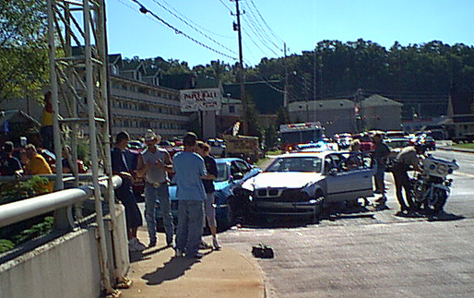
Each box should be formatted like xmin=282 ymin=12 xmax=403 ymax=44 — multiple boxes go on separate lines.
xmin=150 ymin=0 xmax=237 ymax=55
xmin=242 ymin=0 xmax=283 ymax=53
xmin=159 ymin=0 xmax=234 ymax=39
xmin=248 ymin=0 xmax=284 ymax=45
xmin=127 ymin=0 xmax=237 ymax=61
xmin=217 ymin=0 xmax=233 ymax=13
xmin=241 ymin=1 xmax=280 ymax=56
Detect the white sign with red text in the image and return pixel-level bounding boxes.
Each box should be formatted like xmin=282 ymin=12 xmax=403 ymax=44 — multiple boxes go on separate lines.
xmin=179 ymin=88 xmax=222 ymax=112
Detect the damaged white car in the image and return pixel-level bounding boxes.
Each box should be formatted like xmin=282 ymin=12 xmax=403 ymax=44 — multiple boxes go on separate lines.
xmin=239 ymin=152 xmax=375 ymax=222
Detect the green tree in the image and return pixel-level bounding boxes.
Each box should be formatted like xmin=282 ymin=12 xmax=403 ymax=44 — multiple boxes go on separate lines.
xmin=0 ymin=0 xmax=49 ymax=102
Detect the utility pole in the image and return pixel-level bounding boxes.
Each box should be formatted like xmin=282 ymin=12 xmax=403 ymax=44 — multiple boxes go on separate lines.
xmin=283 ymin=43 xmax=288 ymax=110
xmin=232 ymin=0 xmax=248 ymax=135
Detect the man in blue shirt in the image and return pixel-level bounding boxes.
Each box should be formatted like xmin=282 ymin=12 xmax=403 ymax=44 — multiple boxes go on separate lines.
xmin=173 ymin=132 xmax=208 ymax=259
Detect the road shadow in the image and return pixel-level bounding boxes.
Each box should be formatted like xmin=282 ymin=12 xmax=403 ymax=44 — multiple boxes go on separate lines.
xmin=141 ymin=251 xmax=212 ymax=286
xmin=427 ymin=211 xmax=465 ymax=222
xmin=322 ymin=201 xmax=379 ymax=221
xmin=230 ymin=201 xmax=383 ymax=229
xmin=393 ymin=210 xmax=465 ymax=222
xmin=129 ymin=245 xmax=171 ymax=263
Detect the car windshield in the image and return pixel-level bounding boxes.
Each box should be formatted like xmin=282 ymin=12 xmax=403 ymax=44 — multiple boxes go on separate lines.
xmin=215 ymin=162 xmax=229 ymax=182
xmin=266 ymin=156 xmax=322 ymax=173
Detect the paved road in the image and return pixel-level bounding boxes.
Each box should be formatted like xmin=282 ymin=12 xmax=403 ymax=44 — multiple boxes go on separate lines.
xmin=219 ymin=149 xmax=474 ymax=298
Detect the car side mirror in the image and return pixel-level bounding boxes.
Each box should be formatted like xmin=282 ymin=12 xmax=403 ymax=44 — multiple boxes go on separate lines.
xmin=328 ymin=168 xmax=338 ymax=176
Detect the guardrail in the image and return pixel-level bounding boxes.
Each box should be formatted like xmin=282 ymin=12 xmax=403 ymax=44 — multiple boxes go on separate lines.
xmin=0 ymin=175 xmax=125 ymax=298
xmin=0 ymin=175 xmax=122 ymax=230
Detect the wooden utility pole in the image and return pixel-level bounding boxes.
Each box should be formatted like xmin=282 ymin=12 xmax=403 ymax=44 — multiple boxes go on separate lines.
xmin=284 ymin=43 xmax=288 ymax=109
xmin=233 ymin=0 xmax=248 ymax=135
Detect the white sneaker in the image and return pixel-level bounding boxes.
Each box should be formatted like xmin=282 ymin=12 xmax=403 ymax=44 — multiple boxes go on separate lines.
xmin=213 ymin=238 xmax=221 ymax=250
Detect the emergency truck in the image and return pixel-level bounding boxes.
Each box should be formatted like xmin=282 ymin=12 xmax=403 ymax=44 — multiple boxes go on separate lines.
xmin=279 ymin=122 xmax=325 ymax=152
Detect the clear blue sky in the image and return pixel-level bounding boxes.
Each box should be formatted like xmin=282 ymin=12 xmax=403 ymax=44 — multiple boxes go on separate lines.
xmin=106 ymin=0 xmax=474 ymax=67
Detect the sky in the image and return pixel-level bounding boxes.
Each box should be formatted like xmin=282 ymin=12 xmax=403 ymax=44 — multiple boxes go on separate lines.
xmin=105 ymin=0 xmax=474 ymax=67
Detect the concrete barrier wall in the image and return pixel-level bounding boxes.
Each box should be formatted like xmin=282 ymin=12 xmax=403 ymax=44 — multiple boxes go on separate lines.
xmin=0 ymin=206 xmax=129 ymax=298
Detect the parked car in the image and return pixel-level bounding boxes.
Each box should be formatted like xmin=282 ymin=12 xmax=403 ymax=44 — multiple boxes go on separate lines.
xmin=333 ymin=133 xmax=353 ymax=149
xmin=239 ymin=151 xmax=375 ymax=222
xmin=155 ymin=158 xmax=261 ymax=229
xmin=352 ymin=133 xmax=375 ymax=151
xmin=413 ymin=135 xmax=436 ymax=151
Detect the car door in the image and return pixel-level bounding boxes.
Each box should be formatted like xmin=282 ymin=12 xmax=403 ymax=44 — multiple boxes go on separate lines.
xmin=324 ymin=152 xmax=373 ymax=202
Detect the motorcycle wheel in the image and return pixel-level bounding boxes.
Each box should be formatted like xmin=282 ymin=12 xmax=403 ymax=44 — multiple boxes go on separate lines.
xmin=423 ymin=188 xmax=447 ymax=214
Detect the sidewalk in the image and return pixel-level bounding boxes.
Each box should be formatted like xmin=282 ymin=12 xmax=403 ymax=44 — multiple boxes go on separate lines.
xmin=120 ymin=230 xmax=265 ymax=298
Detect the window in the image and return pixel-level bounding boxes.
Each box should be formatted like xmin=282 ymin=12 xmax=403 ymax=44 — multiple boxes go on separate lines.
xmin=229 ymin=105 xmax=235 ymax=113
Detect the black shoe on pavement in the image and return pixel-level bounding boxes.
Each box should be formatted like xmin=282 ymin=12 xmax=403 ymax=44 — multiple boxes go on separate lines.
xmin=186 ymin=252 xmax=203 ymax=259
xmin=148 ymin=240 xmax=156 ymax=248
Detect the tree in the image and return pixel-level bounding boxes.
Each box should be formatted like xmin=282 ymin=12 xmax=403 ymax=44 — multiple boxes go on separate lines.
xmin=0 ymin=0 xmax=49 ymax=102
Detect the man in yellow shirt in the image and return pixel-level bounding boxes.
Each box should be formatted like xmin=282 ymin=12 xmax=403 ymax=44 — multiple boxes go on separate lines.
xmin=41 ymin=91 xmax=54 ymax=151
xmin=25 ymin=144 xmax=54 ymax=193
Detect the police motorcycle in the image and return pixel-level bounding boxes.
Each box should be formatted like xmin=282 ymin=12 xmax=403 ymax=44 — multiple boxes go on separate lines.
xmin=410 ymin=155 xmax=459 ymax=214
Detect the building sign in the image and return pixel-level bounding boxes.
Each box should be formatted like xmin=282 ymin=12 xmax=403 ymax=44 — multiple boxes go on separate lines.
xmin=179 ymin=88 xmax=222 ymax=112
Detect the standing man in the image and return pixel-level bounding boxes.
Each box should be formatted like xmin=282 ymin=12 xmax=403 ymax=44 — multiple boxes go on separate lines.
xmin=111 ymin=131 xmax=145 ymax=251
xmin=392 ymin=144 xmax=424 ymax=214
xmin=372 ymin=132 xmax=390 ymax=205
xmin=137 ymin=130 xmax=174 ymax=248
xmin=173 ymin=132 xmax=208 ymax=259
xmin=40 ymin=91 xmax=54 ymax=152
xmin=195 ymin=141 xmax=220 ymax=250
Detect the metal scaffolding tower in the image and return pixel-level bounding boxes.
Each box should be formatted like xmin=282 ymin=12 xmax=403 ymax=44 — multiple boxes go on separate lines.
xmin=46 ymin=0 xmax=126 ymax=296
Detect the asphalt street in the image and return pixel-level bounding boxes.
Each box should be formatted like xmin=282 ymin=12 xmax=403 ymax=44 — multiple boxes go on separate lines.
xmin=218 ymin=148 xmax=474 ymax=298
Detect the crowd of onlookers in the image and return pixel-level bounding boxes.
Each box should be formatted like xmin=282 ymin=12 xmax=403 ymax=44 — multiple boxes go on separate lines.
xmin=112 ymin=129 xmax=221 ymax=258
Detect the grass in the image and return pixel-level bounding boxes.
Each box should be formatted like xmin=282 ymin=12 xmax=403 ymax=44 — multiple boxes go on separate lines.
xmin=452 ymin=142 xmax=474 ymax=149
xmin=265 ymin=149 xmax=283 ymax=156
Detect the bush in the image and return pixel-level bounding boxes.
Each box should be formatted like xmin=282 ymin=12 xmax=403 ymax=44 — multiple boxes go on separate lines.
xmin=0 ymin=176 xmax=55 ymax=253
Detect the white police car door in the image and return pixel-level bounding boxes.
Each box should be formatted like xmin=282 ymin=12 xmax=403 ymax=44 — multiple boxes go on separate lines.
xmin=324 ymin=152 xmax=374 ymax=202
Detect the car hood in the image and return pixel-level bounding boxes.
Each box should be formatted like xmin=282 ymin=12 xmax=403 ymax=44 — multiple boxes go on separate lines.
xmin=242 ymin=172 xmax=323 ymax=191
xmin=214 ymin=181 xmax=230 ymax=191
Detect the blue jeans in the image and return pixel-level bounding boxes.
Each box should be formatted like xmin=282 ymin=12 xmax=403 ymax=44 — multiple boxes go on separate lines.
xmin=144 ymin=183 xmax=174 ymax=244
xmin=176 ymin=200 xmax=204 ymax=257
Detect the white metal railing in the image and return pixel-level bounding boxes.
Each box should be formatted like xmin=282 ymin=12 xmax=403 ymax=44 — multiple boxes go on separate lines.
xmin=0 ymin=175 xmax=122 ymax=230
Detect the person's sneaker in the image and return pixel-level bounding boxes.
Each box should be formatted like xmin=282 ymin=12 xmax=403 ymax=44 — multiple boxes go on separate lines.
xmin=213 ymin=238 xmax=221 ymax=250
xmin=199 ymin=240 xmax=212 ymax=249
xmin=186 ymin=252 xmax=203 ymax=259
xmin=175 ymin=248 xmax=185 ymax=258
xmin=375 ymin=196 xmax=387 ymax=205
xmin=148 ymin=239 xmax=156 ymax=248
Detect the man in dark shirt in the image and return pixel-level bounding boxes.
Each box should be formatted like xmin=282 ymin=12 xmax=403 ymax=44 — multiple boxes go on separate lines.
xmin=0 ymin=141 xmax=22 ymax=176
xmin=372 ymin=133 xmax=390 ymax=205
xmin=111 ymin=131 xmax=145 ymax=252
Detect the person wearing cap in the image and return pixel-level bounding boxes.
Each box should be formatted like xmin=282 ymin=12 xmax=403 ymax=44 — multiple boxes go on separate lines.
xmin=172 ymin=132 xmax=210 ymax=259
xmin=392 ymin=144 xmax=425 ymax=215
xmin=371 ymin=132 xmax=390 ymax=205
xmin=0 ymin=141 xmax=23 ymax=176
xmin=137 ymin=129 xmax=174 ymax=248
xmin=111 ymin=131 xmax=145 ymax=252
